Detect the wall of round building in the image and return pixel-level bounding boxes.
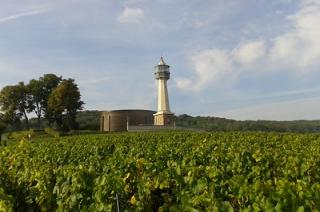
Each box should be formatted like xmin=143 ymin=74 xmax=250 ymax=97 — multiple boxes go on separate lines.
xmin=100 ymin=110 xmax=156 ymax=132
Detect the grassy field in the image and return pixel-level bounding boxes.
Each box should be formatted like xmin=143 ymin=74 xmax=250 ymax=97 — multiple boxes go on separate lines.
xmin=1 ymin=131 xmax=320 ymax=211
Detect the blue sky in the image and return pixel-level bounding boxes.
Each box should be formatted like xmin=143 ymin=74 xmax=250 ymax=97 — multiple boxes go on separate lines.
xmin=0 ymin=0 xmax=320 ymax=120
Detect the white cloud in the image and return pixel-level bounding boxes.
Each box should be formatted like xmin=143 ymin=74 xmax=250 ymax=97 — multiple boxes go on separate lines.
xmin=177 ymin=0 xmax=320 ymax=92
xmin=301 ymin=0 xmax=320 ymax=5
xmin=0 ymin=8 xmax=49 ymax=23
xmin=232 ymin=40 xmax=266 ymax=65
xmin=270 ymin=0 xmax=320 ymax=71
xmin=117 ymin=7 xmax=144 ymax=24
xmin=175 ymin=78 xmax=192 ymax=91
xmin=176 ymin=49 xmax=233 ymax=91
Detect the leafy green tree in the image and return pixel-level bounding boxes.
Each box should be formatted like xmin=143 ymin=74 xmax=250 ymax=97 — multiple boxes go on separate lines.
xmin=48 ymin=79 xmax=84 ymax=130
xmin=28 ymin=79 xmax=44 ymax=129
xmin=39 ymin=74 xmax=62 ymax=126
xmin=0 ymin=82 xmax=32 ymax=129
xmin=28 ymin=74 xmax=62 ymax=129
xmin=0 ymin=115 xmax=6 ymax=143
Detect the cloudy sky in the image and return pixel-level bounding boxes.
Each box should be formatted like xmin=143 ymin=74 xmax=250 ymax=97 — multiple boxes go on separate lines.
xmin=0 ymin=0 xmax=320 ymax=120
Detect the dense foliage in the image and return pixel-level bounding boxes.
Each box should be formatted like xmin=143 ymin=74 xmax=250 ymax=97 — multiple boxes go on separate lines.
xmin=28 ymin=74 xmax=62 ymax=129
xmin=0 ymin=82 xmax=31 ymax=129
xmin=176 ymin=114 xmax=320 ymax=133
xmin=76 ymin=110 xmax=101 ymax=130
xmin=48 ymin=79 xmax=84 ymax=131
xmin=0 ymin=120 xmax=6 ymax=143
xmin=0 ymin=74 xmax=83 ymax=131
xmin=8 ymin=111 xmax=320 ymax=133
xmin=1 ymin=132 xmax=320 ymax=211
xmin=17 ymin=110 xmax=100 ymax=131
xmin=74 ymin=111 xmax=320 ymax=133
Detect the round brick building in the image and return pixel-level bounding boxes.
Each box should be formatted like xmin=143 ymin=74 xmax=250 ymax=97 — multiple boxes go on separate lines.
xmin=100 ymin=110 xmax=156 ymax=132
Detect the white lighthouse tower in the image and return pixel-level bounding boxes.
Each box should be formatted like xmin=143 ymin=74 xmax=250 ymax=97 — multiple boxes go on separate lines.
xmin=154 ymin=57 xmax=174 ymax=126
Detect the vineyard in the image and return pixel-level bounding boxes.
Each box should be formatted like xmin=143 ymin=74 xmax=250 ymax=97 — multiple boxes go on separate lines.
xmin=1 ymin=132 xmax=320 ymax=211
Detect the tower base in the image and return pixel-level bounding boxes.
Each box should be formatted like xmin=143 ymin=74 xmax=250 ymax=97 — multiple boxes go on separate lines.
xmin=154 ymin=112 xmax=175 ymax=126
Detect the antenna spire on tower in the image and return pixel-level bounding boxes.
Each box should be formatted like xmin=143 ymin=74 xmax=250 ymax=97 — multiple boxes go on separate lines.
xmin=158 ymin=56 xmax=167 ymax=65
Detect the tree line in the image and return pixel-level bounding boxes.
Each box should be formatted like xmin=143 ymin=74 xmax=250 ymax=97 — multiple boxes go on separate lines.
xmin=69 ymin=111 xmax=320 ymax=133
xmin=176 ymin=114 xmax=320 ymax=133
xmin=0 ymin=74 xmax=83 ymax=133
